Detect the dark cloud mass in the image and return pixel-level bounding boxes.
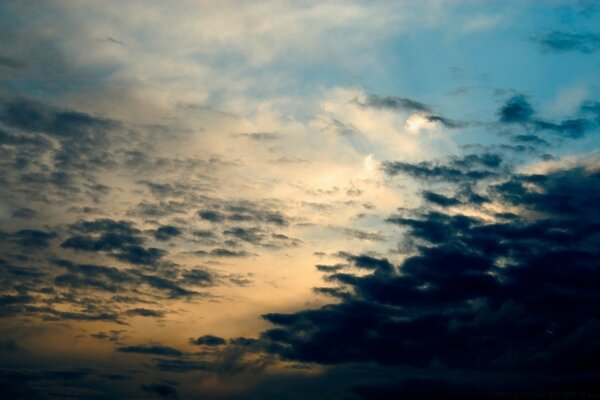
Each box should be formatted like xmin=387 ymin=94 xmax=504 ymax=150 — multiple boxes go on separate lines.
xmin=190 ymin=335 xmax=227 ymax=346
xmin=497 ymin=94 xmax=599 ymax=139
xmin=0 ymin=99 xmax=116 ymax=138
xmin=118 ymin=344 xmax=184 ymax=356
xmin=61 ymin=218 xmax=167 ymax=266
xmin=360 ymin=95 xmax=433 ymax=114
xmin=382 ymin=152 xmax=503 ymax=182
xmin=142 ymin=382 xmax=179 ymax=399
xmin=533 ymin=30 xmax=600 ymax=53
xmin=245 ymin=162 xmax=600 ymax=394
xmin=359 ymin=94 xmax=467 ymax=129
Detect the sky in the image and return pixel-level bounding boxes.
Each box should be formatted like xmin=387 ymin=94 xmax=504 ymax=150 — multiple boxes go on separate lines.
xmin=1 ymin=1 xmax=600 ymax=399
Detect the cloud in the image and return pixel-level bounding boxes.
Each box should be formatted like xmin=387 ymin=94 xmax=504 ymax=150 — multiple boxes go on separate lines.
xmin=421 ymin=191 xmax=461 ymax=207
xmin=136 ymin=274 xmax=197 ymax=299
xmin=125 ymin=308 xmax=165 ymax=318
xmin=9 ymin=229 xmax=57 ymax=248
xmin=154 ymin=225 xmax=182 ymax=241
xmin=190 ymin=335 xmax=226 ymax=346
xmin=234 ymin=132 xmax=280 ymax=141
xmin=141 ymin=382 xmax=179 ymax=399
xmin=0 ymin=99 xmax=116 ymax=138
xmin=357 ymin=94 xmax=467 ymax=130
xmin=497 ymin=94 xmax=598 ymax=138
xmin=498 ymin=95 xmax=534 ymax=123
xmin=10 ymin=208 xmax=37 ymax=219
xmin=0 ymin=340 xmax=25 ymax=353
xmin=2 ymin=1 xmax=600 ymax=398
xmin=359 ymin=95 xmax=433 ymax=114
xmin=118 ymin=344 xmax=183 ymax=357
xmin=61 ymin=218 xmax=166 ymax=266
xmin=233 ymin=160 xmax=600 ymax=393
xmin=354 ymin=378 xmax=485 ymax=400
xmin=90 ymin=330 xmax=127 ymax=342
xmin=382 ymin=152 xmax=503 ymax=182
xmin=533 ymin=31 xmax=600 ymax=53
xmin=195 ymin=248 xmax=254 ymax=258
xmin=198 ymin=210 xmax=226 ymax=223
xmin=180 ymin=268 xmax=215 ymax=287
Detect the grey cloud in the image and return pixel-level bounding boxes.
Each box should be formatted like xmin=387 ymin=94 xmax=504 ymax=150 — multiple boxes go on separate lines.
xmin=497 ymin=94 xmax=599 ymax=139
xmin=357 ymin=94 xmax=467 ymax=129
xmin=359 ymin=95 xmax=433 ymax=114
xmin=125 ymin=308 xmax=165 ymax=318
xmin=190 ymin=335 xmax=226 ymax=346
xmin=234 ymin=132 xmax=279 ymax=141
xmin=118 ymin=344 xmax=184 ymax=357
xmin=533 ymin=30 xmax=600 ymax=53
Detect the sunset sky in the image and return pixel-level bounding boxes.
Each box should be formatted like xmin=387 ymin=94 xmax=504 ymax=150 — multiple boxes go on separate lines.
xmin=1 ymin=1 xmax=600 ymax=399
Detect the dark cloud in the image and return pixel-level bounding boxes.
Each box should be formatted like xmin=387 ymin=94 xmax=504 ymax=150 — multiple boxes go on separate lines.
xmin=133 ymin=200 xmax=189 ymax=217
xmin=533 ymin=118 xmax=591 ymax=138
xmin=71 ymin=219 xmax=140 ymax=235
xmin=237 ymin=162 xmax=600 ymax=393
xmin=357 ymin=94 xmax=467 ymax=129
xmin=337 ymin=252 xmax=394 ymax=272
xmin=0 ymin=367 xmax=98 ymax=399
xmin=0 ymin=98 xmax=119 ymax=177
xmin=223 ymin=202 xmax=288 ymax=226
xmin=61 ymin=218 xmax=166 ymax=266
xmin=354 ymin=378 xmax=485 ymax=400
xmin=26 ymin=305 xmax=123 ymax=324
xmin=581 ymin=101 xmax=600 ymax=123
xmin=497 ymin=94 xmax=598 ymax=139
xmin=114 ymin=245 xmax=165 ymax=266
xmin=118 ymin=344 xmax=184 ymax=357
xmin=11 ymin=207 xmax=37 ymax=219
xmin=50 ymin=259 xmax=199 ymax=302
xmin=359 ymin=95 xmax=433 ymax=114
xmin=52 ymin=259 xmax=132 ymax=294
xmin=9 ymin=229 xmax=57 ymax=248
xmin=190 ymin=335 xmax=226 ymax=346
xmin=195 ymin=248 xmax=254 ymax=258
xmin=106 ymin=36 xmax=126 ymax=46
xmin=141 ymin=382 xmax=179 ymax=399
xmin=224 ymin=227 xmax=265 ymax=244
xmin=90 ymin=330 xmax=127 ymax=342
xmin=136 ymin=273 xmax=197 ymax=298
xmin=338 ymin=228 xmax=386 ymax=242
xmin=0 ymin=99 xmax=115 ymax=138
xmin=154 ymin=225 xmax=182 ymax=241
xmin=220 ymin=226 xmax=301 ymax=248
xmin=198 ymin=210 xmax=226 ymax=222
xmin=316 ymin=264 xmax=345 ymax=273
xmin=0 ymin=340 xmax=25 ymax=353
xmin=126 ymin=308 xmax=165 ymax=318
xmin=421 ymin=191 xmax=461 ymax=207
xmin=424 ymin=114 xmax=468 ymax=129
xmin=533 ymin=31 xmax=600 ymax=53
xmin=513 ymin=134 xmax=549 ymax=146
xmin=0 ymin=128 xmax=50 ymax=147
xmin=382 ymin=152 xmax=503 ymax=182
xmin=0 ymin=55 xmax=25 ymax=69
xmin=498 ymin=95 xmax=534 ymax=123
xmin=153 ymin=358 xmax=209 ymax=373
xmin=180 ymin=268 xmax=215 ymax=286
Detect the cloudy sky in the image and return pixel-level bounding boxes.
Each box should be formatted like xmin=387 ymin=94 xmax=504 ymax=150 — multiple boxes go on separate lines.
xmin=1 ymin=1 xmax=600 ymax=399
